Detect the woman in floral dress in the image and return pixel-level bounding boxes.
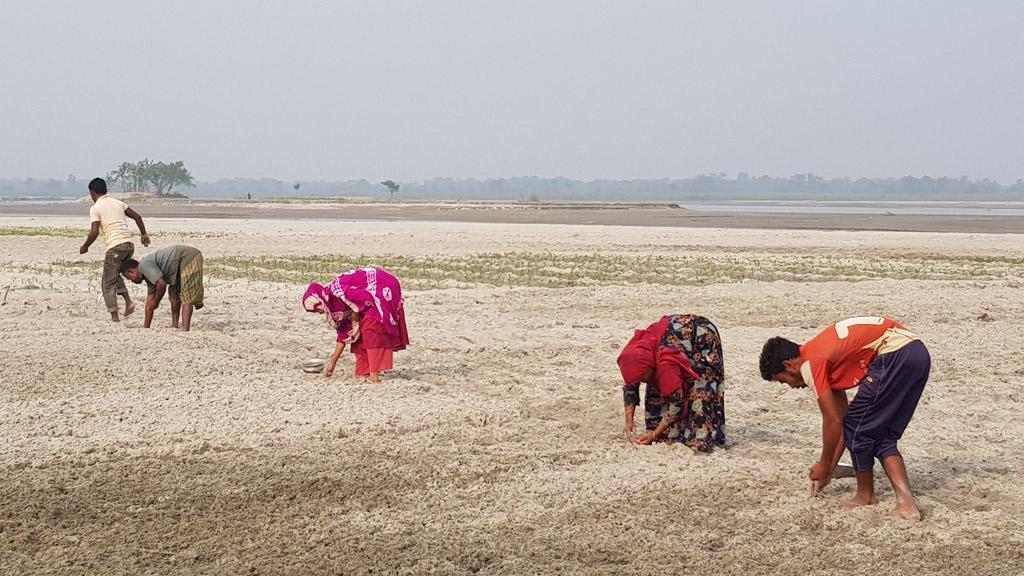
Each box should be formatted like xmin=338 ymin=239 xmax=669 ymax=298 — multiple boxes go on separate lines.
xmin=617 ymin=314 xmax=726 ymax=452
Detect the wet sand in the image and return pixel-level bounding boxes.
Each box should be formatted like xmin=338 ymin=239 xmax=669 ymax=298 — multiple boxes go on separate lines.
xmin=3 ymin=198 xmax=1023 ymax=233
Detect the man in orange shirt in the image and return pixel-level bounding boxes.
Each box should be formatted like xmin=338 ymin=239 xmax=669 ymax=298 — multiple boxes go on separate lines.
xmin=759 ymin=317 xmax=931 ymax=520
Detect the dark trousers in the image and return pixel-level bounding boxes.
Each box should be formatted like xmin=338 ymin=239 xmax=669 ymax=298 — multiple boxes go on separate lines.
xmin=843 ymin=340 xmax=931 ymax=472
xmin=102 ymin=242 xmax=134 ymax=312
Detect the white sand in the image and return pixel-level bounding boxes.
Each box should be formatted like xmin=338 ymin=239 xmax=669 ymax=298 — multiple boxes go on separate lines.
xmin=1 ymin=216 xmax=1023 ymax=575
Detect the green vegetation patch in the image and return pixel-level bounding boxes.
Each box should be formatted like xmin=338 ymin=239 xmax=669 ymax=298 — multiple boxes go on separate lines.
xmin=0 ymin=227 xmax=229 ymax=240
xmin=34 ymin=251 xmax=1024 ymax=290
xmin=0 ymin=226 xmax=88 ymax=237
xmin=206 ymin=252 xmax=1023 ymax=289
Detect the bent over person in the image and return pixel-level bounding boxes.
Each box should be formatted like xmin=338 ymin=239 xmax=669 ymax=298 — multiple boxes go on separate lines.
xmin=120 ymin=245 xmax=205 ymax=331
xmin=617 ymin=314 xmax=726 ymax=451
xmin=759 ymin=316 xmax=930 ymax=520
xmin=302 ymin=267 xmax=409 ymax=383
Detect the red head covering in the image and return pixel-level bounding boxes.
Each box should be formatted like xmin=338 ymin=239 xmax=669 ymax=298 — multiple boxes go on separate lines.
xmin=617 ymin=316 xmax=700 ymax=397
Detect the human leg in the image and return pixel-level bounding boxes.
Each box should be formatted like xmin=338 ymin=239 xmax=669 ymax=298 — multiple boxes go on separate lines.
xmin=842 ymin=364 xmax=886 ymax=505
xmin=181 ymin=303 xmax=194 ymax=332
xmin=691 ymin=317 xmax=726 ymax=450
xmin=841 ymin=471 xmax=879 ymax=507
xmin=875 ymin=341 xmax=930 ymax=519
xmin=843 ymin=342 xmax=930 ymax=514
xmin=102 ymin=242 xmax=133 ymax=319
xmin=353 ymin=348 xmax=369 ymax=378
xmin=168 ymin=285 xmax=182 ymax=328
xmin=365 ymin=348 xmax=393 ymax=383
xmin=881 ymin=455 xmax=920 ymax=519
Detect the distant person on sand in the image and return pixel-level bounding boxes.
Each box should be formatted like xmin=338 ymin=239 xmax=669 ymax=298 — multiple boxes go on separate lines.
xmin=759 ymin=317 xmax=930 ymax=520
xmin=79 ymin=177 xmax=151 ymax=322
xmin=302 ymin=267 xmax=409 ymax=383
xmin=119 ymin=245 xmax=205 ymax=331
xmin=617 ymin=314 xmax=726 ymax=451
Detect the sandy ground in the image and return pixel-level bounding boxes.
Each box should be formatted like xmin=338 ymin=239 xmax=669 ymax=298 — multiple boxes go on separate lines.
xmin=1 ymin=216 xmax=1023 ymax=575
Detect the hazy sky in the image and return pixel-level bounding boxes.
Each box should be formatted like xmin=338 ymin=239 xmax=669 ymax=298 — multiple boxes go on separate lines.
xmin=3 ymin=1 xmax=1022 ymax=183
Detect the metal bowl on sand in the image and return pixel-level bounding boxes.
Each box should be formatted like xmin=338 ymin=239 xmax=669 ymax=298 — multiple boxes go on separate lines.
xmin=832 ymin=462 xmax=856 ymax=479
xmin=301 ymin=358 xmax=325 ymax=373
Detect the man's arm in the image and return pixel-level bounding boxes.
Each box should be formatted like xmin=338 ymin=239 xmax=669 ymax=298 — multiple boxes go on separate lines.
xmin=80 ymin=222 xmax=100 ymax=254
xmin=828 ymin=390 xmax=849 ymax=470
xmin=125 ymin=207 xmax=150 ymax=246
xmin=144 ymin=278 xmax=167 ymax=328
xmin=810 ymin=388 xmax=848 ymax=491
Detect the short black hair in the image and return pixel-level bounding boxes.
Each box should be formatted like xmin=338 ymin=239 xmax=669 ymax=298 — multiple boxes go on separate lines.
xmin=88 ymin=177 xmax=107 ymax=195
xmin=120 ymin=258 xmax=140 ymax=274
xmin=759 ymin=337 xmax=801 ymax=380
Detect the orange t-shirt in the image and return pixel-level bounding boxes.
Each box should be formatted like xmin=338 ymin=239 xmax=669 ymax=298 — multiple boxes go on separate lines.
xmin=799 ymin=317 xmax=918 ymax=397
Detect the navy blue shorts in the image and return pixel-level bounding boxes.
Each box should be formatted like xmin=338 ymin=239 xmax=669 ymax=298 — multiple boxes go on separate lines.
xmin=843 ymin=340 xmax=931 ymax=472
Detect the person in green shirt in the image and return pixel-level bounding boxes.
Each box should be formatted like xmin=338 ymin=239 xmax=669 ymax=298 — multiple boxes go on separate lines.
xmin=120 ymin=245 xmax=205 ymax=331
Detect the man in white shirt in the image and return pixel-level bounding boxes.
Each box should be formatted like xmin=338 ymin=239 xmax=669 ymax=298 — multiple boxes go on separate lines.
xmin=79 ymin=177 xmax=151 ymax=322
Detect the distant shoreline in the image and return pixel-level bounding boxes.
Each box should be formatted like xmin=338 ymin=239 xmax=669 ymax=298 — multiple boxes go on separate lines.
xmin=4 ymin=195 xmax=1023 ymax=207
xmin=3 ymin=197 xmax=1022 ymax=234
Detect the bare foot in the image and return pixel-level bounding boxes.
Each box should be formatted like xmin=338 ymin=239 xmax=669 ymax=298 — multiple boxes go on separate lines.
xmin=124 ymin=301 xmax=136 ymax=317
xmin=892 ymin=500 xmax=922 ymax=520
xmin=841 ymin=494 xmax=879 ymax=508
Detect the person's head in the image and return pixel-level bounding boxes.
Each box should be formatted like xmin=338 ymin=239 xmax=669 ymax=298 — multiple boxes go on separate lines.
xmin=617 ymin=333 xmax=657 ymax=386
xmin=759 ymin=337 xmax=805 ymax=388
xmin=88 ymin=177 xmax=107 ymax=202
xmin=120 ymin=258 xmax=143 ymax=283
xmin=303 ymin=282 xmax=340 ymax=328
xmin=303 ymin=283 xmax=329 ymax=314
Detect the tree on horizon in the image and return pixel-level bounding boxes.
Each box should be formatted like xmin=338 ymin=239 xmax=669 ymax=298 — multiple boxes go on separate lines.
xmin=380 ymin=180 xmax=400 ymax=201
xmin=108 ymin=159 xmax=195 ymax=197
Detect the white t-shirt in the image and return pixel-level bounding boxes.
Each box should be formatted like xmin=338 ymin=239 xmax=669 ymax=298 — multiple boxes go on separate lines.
xmin=88 ymin=196 xmax=133 ymax=249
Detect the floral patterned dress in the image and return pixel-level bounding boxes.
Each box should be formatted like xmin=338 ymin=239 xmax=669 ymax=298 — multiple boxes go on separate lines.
xmin=623 ymin=315 xmax=727 ymax=452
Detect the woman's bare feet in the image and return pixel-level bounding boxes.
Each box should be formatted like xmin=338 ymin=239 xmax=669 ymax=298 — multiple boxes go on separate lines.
xmin=841 ymin=493 xmax=879 ymax=507
xmin=892 ymin=499 xmax=922 ymax=520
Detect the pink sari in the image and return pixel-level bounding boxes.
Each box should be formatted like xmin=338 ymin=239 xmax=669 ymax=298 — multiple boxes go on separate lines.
xmin=302 ymin=267 xmax=406 ymax=345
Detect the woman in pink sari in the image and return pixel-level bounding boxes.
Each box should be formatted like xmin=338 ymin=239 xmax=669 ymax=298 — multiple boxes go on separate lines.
xmin=302 ymin=267 xmax=409 ymax=383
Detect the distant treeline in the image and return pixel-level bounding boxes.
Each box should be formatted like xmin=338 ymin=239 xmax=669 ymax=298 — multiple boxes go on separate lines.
xmin=3 ymin=174 xmax=1023 ymax=201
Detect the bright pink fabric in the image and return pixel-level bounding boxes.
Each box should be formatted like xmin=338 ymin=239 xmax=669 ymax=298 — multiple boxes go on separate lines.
xmin=302 ymin=282 xmax=358 ymax=342
xmin=351 ymin=311 xmax=409 ymax=352
xmin=326 ymin=268 xmax=405 ymax=338
xmin=303 ymin=267 xmax=409 ymax=345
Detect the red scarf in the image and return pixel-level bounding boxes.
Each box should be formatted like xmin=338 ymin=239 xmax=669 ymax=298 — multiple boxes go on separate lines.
xmin=617 ymin=316 xmax=700 ymax=397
